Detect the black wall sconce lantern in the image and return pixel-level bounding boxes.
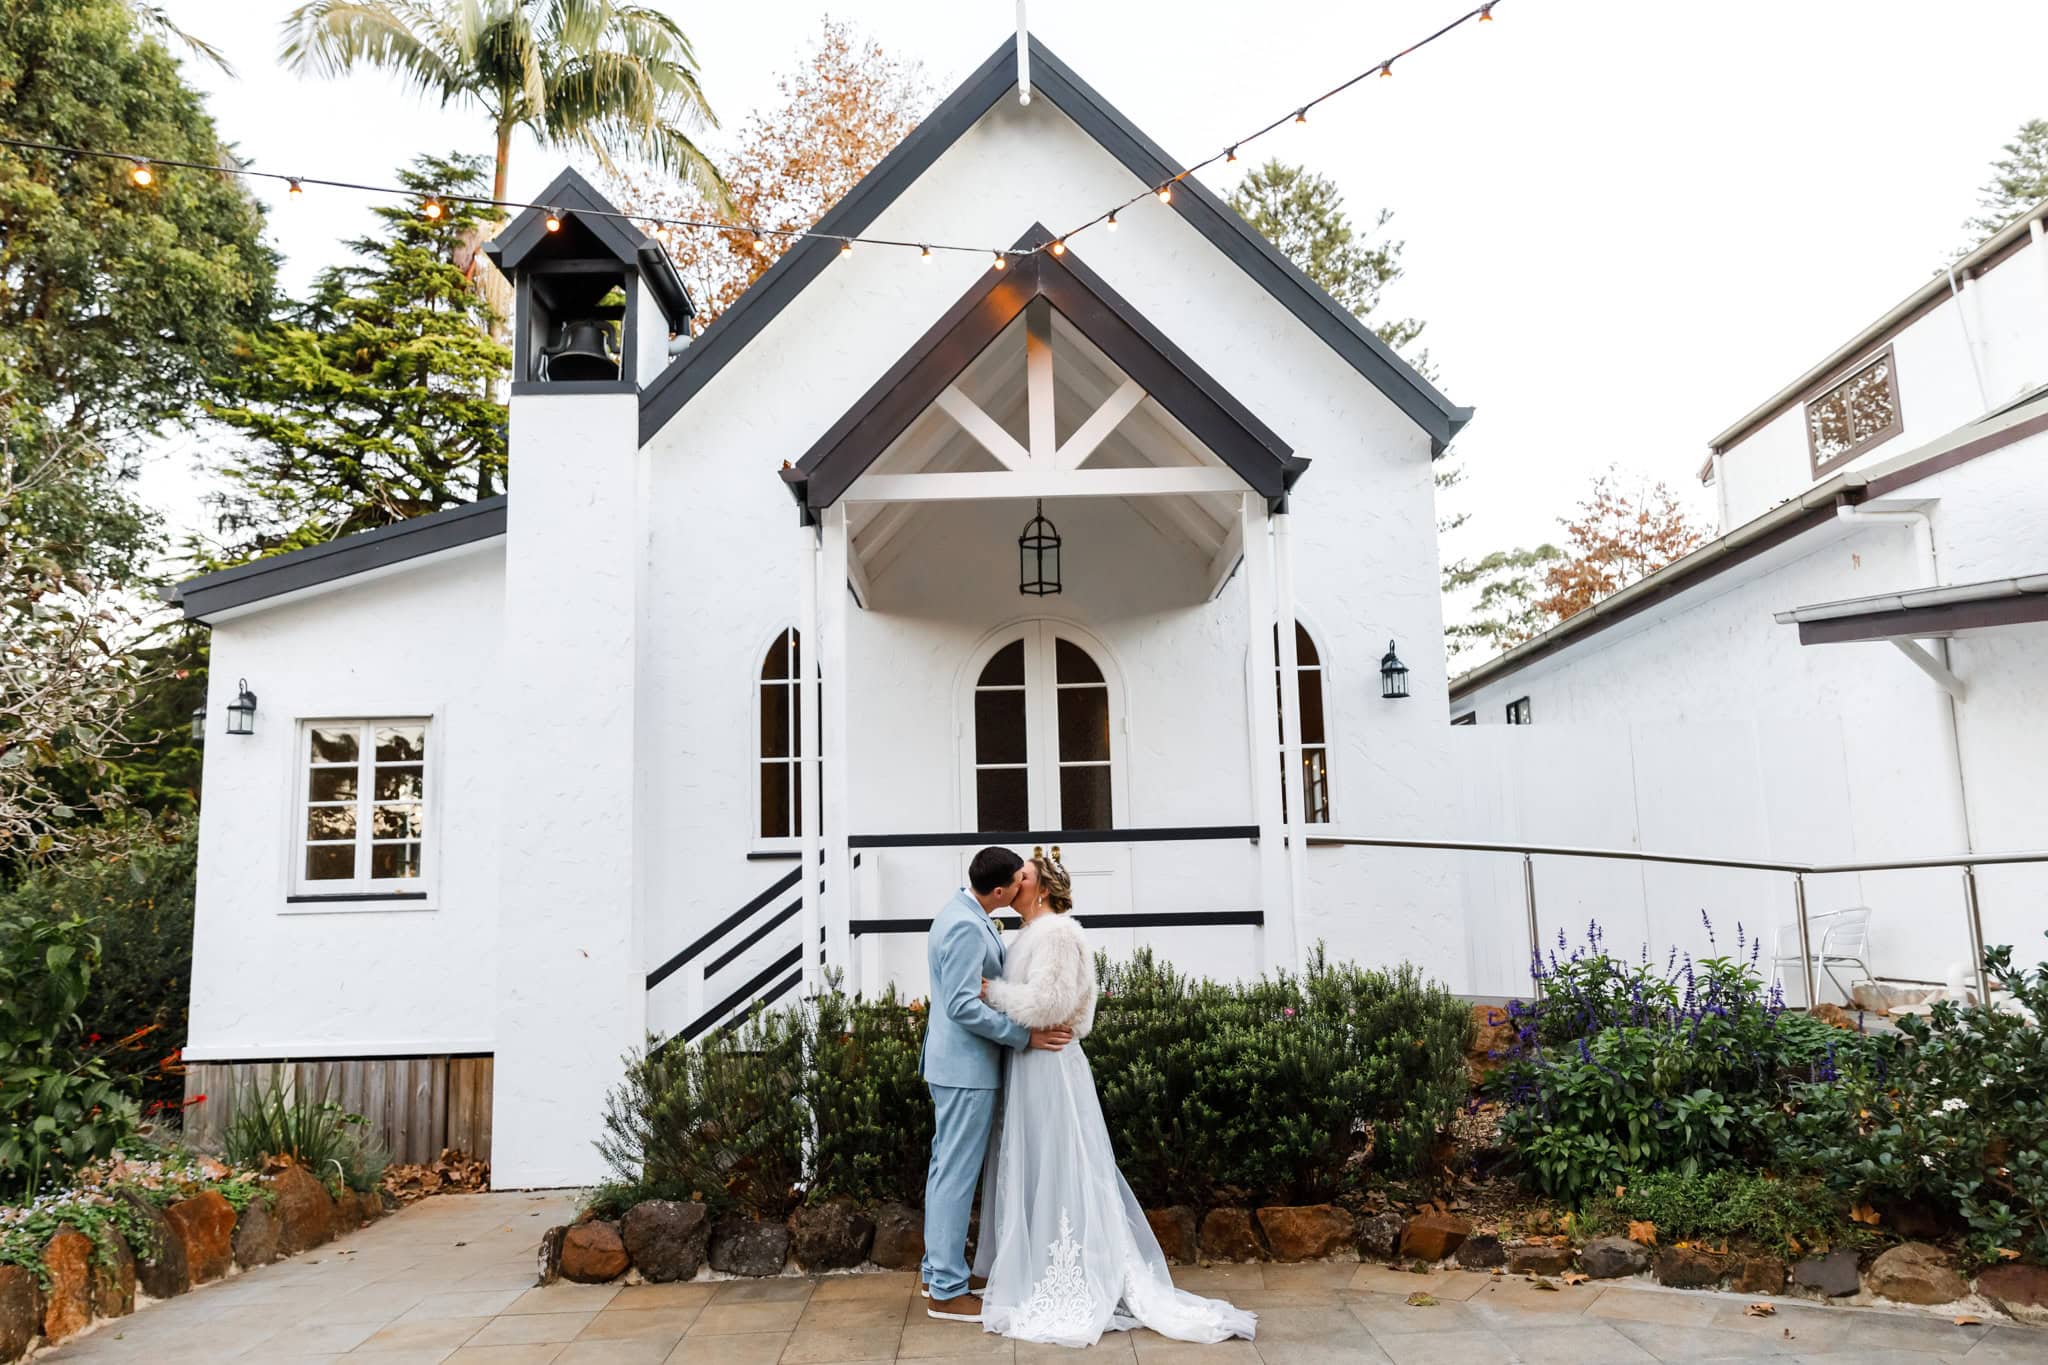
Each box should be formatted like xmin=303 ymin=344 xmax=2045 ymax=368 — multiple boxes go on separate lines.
xmin=226 ymin=679 xmax=258 ymax=736
xmin=1380 ymin=641 xmax=1409 ymax=699
xmin=1019 ymin=500 xmax=1062 ymax=596
xmin=190 ymin=703 xmax=207 ymax=742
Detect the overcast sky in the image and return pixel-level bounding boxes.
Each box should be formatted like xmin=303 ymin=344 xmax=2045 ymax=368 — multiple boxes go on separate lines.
xmin=147 ymin=0 xmax=2047 ymax=571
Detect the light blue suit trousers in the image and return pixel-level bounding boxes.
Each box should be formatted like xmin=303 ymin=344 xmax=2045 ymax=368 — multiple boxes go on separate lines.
xmin=921 ymin=891 xmax=1029 ymax=1299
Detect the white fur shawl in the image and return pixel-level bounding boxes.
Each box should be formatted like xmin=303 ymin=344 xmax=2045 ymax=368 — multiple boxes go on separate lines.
xmin=984 ymin=912 xmax=1097 ymax=1038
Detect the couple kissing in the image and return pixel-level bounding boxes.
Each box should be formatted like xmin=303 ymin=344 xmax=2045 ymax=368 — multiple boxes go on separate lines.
xmin=917 ymin=845 xmax=1256 ymax=1349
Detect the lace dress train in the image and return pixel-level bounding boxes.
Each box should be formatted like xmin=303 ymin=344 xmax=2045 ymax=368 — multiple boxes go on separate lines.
xmin=973 ymin=1043 xmax=1256 ymax=1348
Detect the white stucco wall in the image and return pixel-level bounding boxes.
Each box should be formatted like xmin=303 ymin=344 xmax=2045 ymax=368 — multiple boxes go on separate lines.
xmin=1716 ymin=232 xmax=2048 ymax=528
xmin=184 ymin=545 xmax=506 ymax=1059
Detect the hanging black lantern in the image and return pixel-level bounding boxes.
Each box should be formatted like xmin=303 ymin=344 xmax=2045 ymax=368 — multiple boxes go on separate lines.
xmin=226 ymin=679 xmax=258 ymax=736
xmin=190 ymin=703 xmax=207 ymax=742
xmin=1019 ymin=499 xmax=1062 ymax=596
xmin=1379 ymin=640 xmax=1409 ymax=700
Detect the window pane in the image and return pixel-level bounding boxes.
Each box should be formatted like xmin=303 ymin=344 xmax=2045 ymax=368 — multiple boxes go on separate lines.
xmin=373 ymin=765 xmax=423 ymax=801
xmin=375 ymin=726 xmax=425 ymax=763
xmin=975 ymin=690 xmax=1027 ymax=765
xmin=306 ymin=844 xmax=355 ymax=880
xmin=1298 ymin=669 xmax=1327 ymax=745
xmin=761 ymin=762 xmax=792 ymax=839
xmin=1293 ymin=623 xmax=1320 ymax=668
xmin=1055 ymin=638 xmax=1103 ymax=684
xmin=1304 ymin=747 xmax=1331 ymax=825
xmin=372 ymin=803 xmax=423 ymax=839
xmin=1057 ymin=686 xmax=1110 ymax=762
xmin=762 ymin=628 xmax=791 ymax=682
xmin=760 ymin=682 xmax=792 ymax=759
xmin=979 ymin=640 xmax=1024 ymax=686
xmin=306 ymin=806 xmax=356 ymax=840
xmin=310 ymin=728 xmax=359 ymax=763
xmin=370 ymin=842 xmax=423 ymax=879
xmin=1845 ymin=360 xmax=1896 ymax=441
xmin=1059 ymin=766 xmax=1113 ymax=831
xmin=976 ymin=769 xmax=1029 ymax=833
xmin=308 ymin=767 xmax=357 ymax=802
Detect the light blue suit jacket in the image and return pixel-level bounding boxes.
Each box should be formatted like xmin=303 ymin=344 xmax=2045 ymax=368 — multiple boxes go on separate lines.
xmin=921 ymin=890 xmax=1031 ymax=1088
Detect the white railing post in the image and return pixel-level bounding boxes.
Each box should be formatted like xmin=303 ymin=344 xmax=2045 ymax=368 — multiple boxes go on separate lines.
xmin=1521 ymin=852 xmax=1540 ymax=994
xmin=1791 ymin=871 xmax=1817 ymax=1008
xmin=1962 ymin=864 xmax=1987 ymax=998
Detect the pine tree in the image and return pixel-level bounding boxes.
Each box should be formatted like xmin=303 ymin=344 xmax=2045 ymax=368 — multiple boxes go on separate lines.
xmin=1962 ymin=117 xmax=2048 ymax=244
xmin=203 ymin=155 xmax=509 ymax=564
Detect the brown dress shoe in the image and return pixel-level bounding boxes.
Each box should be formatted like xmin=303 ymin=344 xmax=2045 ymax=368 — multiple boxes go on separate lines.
xmin=927 ymin=1291 xmax=983 ymax=1322
xmin=920 ymin=1276 xmax=987 ymax=1298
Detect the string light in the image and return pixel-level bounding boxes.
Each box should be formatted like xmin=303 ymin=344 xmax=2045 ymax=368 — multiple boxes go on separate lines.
xmin=0 ymin=3 xmax=1505 ymax=268
xmin=1106 ymin=211 xmax=1118 ymax=231
xmin=920 ymin=243 xmax=932 ymax=260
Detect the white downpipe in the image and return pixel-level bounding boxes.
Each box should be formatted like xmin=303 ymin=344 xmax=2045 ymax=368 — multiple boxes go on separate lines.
xmin=1272 ymin=509 xmax=1309 ymax=974
xmin=1833 ymin=504 xmax=1976 ymax=859
xmin=797 ymin=521 xmax=824 ymax=994
xmin=1945 ymin=267 xmax=1992 ymax=415
xmin=1711 ymin=449 xmax=1730 ymax=532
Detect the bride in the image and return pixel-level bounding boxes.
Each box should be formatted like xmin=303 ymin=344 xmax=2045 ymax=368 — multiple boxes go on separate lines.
xmin=969 ymin=851 xmax=1257 ymax=1348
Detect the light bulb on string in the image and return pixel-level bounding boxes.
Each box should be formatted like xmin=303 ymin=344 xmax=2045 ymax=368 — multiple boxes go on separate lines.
xmin=286 ymin=178 xmax=303 ymax=200
xmin=1049 ymin=238 xmax=1066 ymax=256
xmin=421 ymin=196 xmax=444 ymax=222
xmin=1226 ymin=145 xmax=1239 ymax=163
xmin=991 ymin=251 xmax=1007 ymax=271
xmin=1156 ymin=184 xmax=1172 ymax=204
xmin=1480 ymin=3 xmax=1494 ymax=19
xmin=128 ymin=159 xmax=154 ymax=187
xmin=839 ymin=238 xmax=853 ymax=256
xmin=1294 ymin=108 xmax=1307 ymax=124
xmin=1106 ymin=210 xmax=1118 ymax=231
xmin=544 ymin=208 xmax=563 ymax=233
xmin=1379 ymin=62 xmax=1393 ymax=78
xmin=753 ymin=231 xmax=771 ymax=256
xmin=920 ymin=244 xmax=932 ymax=261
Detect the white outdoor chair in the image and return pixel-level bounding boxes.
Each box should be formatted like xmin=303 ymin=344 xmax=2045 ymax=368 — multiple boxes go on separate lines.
xmin=1772 ymin=907 xmax=1874 ymax=1005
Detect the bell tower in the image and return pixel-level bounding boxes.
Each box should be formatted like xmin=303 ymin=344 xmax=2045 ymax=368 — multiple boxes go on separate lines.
xmin=484 ymin=171 xmax=690 ymax=1186
xmin=485 ymin=168 xmax=694 ymax=392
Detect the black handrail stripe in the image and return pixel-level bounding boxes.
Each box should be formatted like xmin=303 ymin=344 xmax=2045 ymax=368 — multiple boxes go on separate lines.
xmin=714 ymin=970 xmax=804 ymax=1039
xmin=850 ymin=910 xmax=1264 ymax=935
xmin=704 ymin=899 xmax=801 ymax=978
xmin=646 ymin=865 xmax=802 ymax=989
xmin=848 ymin=825 xmax=1256 ymax=849
xmin=680 ymin=945 xmax=803 ymax=1043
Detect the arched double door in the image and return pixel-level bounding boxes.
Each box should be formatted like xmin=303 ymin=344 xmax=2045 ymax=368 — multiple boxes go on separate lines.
xmin=964 ymin=622 xmax=1121 ymax=834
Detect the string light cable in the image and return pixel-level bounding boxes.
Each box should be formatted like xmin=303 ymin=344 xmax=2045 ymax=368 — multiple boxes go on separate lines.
xmin=0 ymin=0 xmax=1503 ymax=269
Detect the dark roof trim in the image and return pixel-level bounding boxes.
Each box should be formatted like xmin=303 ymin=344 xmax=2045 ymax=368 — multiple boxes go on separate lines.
xmin=638 ymin=35 xmax=1469 ymax=451
xmin=484 ymin=167 xmax=694 ymax=329
xmin=1794 ymin=591 xmax=2048 ymax=645
xmin=1863 ymin=404 xmax=2048 ymax=499
xmin=783 ymin=228 xmax=1300 ymax=517
xmin=166 ymin=497 xmax=507 ymax=622
xmin=1447 ymin=491 xmax=1861 ymax=701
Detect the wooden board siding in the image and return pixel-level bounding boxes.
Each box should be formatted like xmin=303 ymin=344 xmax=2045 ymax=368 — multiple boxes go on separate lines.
xmin=180 ymin=1055 xmax=493 ymax=1166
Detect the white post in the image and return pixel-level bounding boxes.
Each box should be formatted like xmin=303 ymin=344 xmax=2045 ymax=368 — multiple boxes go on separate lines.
xmin=797 ymin=520 xmax=824 ymax=994
xmin=1272 ymin=508 xmax=1309 ymax=972
xmin=1240 ymin=496 xmax=1297 ymax=973
xmin=857 ymin=850 xmax=884 ymax=997
xmin=821 ymin=504 xmax=856 ymax=980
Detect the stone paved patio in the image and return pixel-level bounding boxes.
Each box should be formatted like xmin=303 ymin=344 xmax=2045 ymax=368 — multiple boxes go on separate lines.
xmin=36 ymin=1191 xmax=2040 ymax=1363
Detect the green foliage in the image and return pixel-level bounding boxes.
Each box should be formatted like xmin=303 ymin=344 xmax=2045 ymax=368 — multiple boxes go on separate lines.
xmin=0 ymin=0 xmax=275 ymax=452
xmin=808 ymin=982 xmax=932 ymax=1206
xmin=1963 ymin=117 xmax=2048 ymax=243
xmin=1578 ymin=1169 xmax=1853 ymax=1256
xmin=1776 ymin=935 xmax=2048 ymax=1266
xmin=220 ymin=1080 xmax=387 ymax=1195
xmin=0 ymin=912 xmax=140 ymax=1198
xmin=596 ymin=1005 xmax=806 ymax=1219
xmin=1443 ymin=543 xmax=1564 ymax=662
xmin=0 ymin=1188 xmax=159 ymax=1289
xmin=0 ymin=817 xmax=196 ymax=1106
xmin=203 ymin=154 xmax=509 ymax=562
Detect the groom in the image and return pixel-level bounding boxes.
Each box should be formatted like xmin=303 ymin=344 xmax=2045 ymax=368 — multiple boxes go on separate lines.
xmin=921 ymin=846 xmax=1072 ymax=1322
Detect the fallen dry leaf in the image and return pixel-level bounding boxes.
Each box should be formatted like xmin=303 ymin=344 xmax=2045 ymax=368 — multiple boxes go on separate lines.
xmin=1745 ymin=1303 xmax=1777 ymax=1318
xmin=1849 ymin=1203 xmax=1882 ymax=1226
xmin=1561 ymin=1271 xmax=1590 ymax=1286
xmin=1405 ymin=1292 xmax=1437 ymax=1307
xmin=1531 ymin=1278 xmax=1559 ymax=1292
xmin=1627 ymin=1220 xmax=1658 ymax=1245
xmin=1490 ymin=1267 xmax=1504 ymax=1277
xmin=1954 ymin=1315 xmax=1983 ymax=1326
xmin=1995 ymin=1248 xmax=2021 ymax=1261
xmin=1786 ymin=1234 xmax=1803 ymax=1256
xmin=1615 ymin=1185 xmax=1627 ymax=1199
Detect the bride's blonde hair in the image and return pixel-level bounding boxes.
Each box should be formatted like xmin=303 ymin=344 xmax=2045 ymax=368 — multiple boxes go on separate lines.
xmin=1031 ymin=848 xmax=1074 ymax=915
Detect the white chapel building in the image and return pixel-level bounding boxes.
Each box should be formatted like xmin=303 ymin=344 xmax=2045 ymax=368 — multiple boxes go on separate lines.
xmin=1448 ymin=199 xmax=2048 ymax=1002
xmin=171 ymin=40 xmax=1476 ymax=1187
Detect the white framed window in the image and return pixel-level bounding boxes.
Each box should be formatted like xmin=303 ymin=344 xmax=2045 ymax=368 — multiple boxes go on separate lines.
xmin=1805 ymin=344 xmax=1902 ymax=475
xmin=1451 ymin=711 xmax=1477 ymax=726
xmin=756 ymin=628 xmax=808 ymax=845
xmin=963 ymin=622 xmax=1122 ymax=834
xmin=1506 ymin=696 xmax=1533 ymax=725
xmin=294 ymin=720 xmax=430 ymax=898
xmin=1273 ymin=623 xmax=1332 ymax=824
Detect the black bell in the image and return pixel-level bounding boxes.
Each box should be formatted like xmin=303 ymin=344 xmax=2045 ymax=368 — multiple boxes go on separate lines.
xmin=540 ymin=318 xmax=620 ymax=382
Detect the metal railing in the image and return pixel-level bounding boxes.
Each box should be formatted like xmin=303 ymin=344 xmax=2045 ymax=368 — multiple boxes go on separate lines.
xmin=1315 ymin=835 xmax=2048 ymax=1003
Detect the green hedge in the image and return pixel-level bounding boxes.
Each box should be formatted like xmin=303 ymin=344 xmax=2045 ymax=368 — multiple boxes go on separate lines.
xmin=593 ymin=949 xmax=1473 ymax=1215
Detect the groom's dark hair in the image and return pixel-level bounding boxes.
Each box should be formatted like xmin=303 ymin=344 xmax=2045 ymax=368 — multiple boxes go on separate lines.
xmin=967 ymin=846 xmax=1025 ymax=895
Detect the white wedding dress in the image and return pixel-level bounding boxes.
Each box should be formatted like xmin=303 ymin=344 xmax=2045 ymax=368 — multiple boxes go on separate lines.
xmin=971 ymin=911 xmax=1256 ymax=1348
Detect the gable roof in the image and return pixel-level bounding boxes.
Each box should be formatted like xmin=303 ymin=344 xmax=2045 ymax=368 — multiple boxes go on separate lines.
xmin=484 ymin=167 xmax=695 ymax=330
xmin=637 ymin=35 xmax=1471 ymax=452
xmin=166 ymin=497 xmax=507 ymax=622
xmin=783 ymin=227 xmax=1304 ymax=517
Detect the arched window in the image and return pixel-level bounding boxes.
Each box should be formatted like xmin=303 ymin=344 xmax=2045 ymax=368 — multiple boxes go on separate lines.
xmin=758 ymin=628 xmax=806 ymax=840
xmin=1274 ymin=622 xmax=1332 ymax=825
xmin=967 ymin=624 xmax=1118 ymax=833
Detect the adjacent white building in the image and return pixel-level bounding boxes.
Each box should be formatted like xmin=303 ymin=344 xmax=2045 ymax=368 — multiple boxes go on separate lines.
xmin=1449 ymin=200 xmax=2048 ymax=1000
xmin=171 ymin=39 xmax=1477 ymax=1187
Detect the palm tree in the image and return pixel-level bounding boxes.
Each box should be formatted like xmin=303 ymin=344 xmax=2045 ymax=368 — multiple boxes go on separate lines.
xmin=279 ymin=1 xmax=724 ymax=208
xmin=127 ymin=2 xmax=234 ymax=72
